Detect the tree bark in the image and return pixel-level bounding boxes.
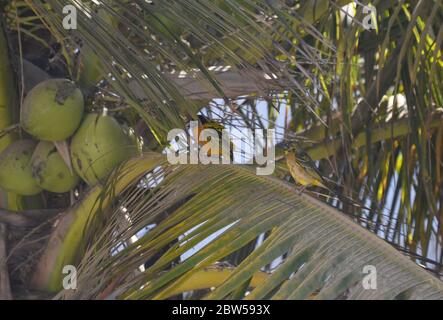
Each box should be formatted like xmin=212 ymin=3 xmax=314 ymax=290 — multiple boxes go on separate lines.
xmin=0 ymin=223 xmax=12 ymax=300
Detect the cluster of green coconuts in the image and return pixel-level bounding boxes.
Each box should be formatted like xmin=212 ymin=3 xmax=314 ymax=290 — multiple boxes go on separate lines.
xmin=0 ymin=79 xmax=141 ymax=196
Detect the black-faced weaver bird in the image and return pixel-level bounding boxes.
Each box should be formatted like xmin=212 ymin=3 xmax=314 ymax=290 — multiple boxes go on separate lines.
xmin=192 ymin=115 xmax=234 ymax=161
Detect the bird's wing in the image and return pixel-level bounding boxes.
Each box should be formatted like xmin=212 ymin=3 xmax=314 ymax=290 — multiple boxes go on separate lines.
xmin=293 ymin=149 xmax=328 ymax=187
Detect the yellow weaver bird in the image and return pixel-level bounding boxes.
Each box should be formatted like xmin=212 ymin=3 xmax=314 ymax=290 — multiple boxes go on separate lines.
xmin=285 ymin=144 xmax=372 ymax=212
xmin=193 ymin=115 xmax=234 ymax=160
xmin=285 ymin=145 xmax=327 ymax=192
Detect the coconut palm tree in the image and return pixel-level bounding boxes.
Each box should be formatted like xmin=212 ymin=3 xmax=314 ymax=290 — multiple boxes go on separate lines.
xmin=0 ymin=0 xmax=443 ymax=300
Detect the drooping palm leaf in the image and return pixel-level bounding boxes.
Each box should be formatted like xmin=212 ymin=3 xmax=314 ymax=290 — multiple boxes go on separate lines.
xmin=34 ymin=153 xmax=443 ymax=300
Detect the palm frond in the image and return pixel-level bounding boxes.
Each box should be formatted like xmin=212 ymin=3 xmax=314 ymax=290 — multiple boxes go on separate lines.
xmin=41 ymin=153 xmax=443 ymax=300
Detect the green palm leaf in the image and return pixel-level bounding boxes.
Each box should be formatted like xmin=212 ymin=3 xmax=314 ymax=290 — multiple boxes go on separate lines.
xmin=46 ymin=154 xmax=443 ymax=300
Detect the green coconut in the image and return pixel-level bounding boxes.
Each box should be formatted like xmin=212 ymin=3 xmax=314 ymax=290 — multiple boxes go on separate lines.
xmin=0 ymin=140 xmax=41 ymax=195
xmin=31 ymin=141 xmax=80 ymax=193
xmin=21 ymin=78 xmax=84 ymax=141
xmin=70 ymin=113 xmax=141 ymax=186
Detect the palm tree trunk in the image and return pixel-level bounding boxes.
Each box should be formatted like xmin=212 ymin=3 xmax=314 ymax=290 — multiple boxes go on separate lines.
xmin=0 ymin=22 xmax=26 ymax=211
xmin=0 ymin=223 xmax=12 ymax=300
